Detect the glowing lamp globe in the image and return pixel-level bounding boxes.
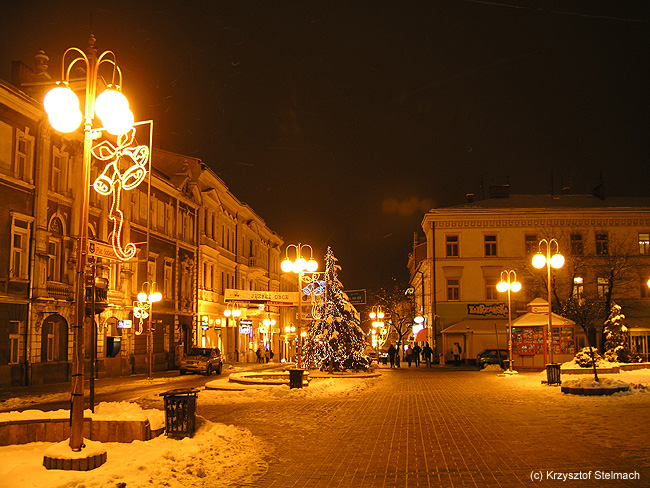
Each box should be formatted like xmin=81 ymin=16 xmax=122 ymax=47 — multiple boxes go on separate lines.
xmin=550 ymin=253 xmax=565 ymax=269
xmin=369 ymin=312 xmax=376 ymax=319
xmin=414 ymin=315 xmax=424 ymax=324
xmin=532 ymin=253 xmax=546 ymax=269
xmin=377 ymin=311 xmax=384 ymax=319
xmin=510 ymin=281 xmax=522 ymax=293
xmin=95 ymin=88 xmax=134 ymax=135
xmin=281 ymin=259 xmax=293 ymax=272
xmin=496 ymin=281 xmax=509 ymax=293
xmin=233 ymin=309 xmax=241 ymax=317
xmin=137 ymin=292 xmax=148 ymax=302
xmin=306 ymin=259 xmax=318 ymax=272
xmin=293 ymin=257 xmax=307 ymax=273
xmin=44 ymin=86 xmax=83 ymax=132
xmin=223 ymin=309 xmax=231 ymax=317
xmin=149 ymin=291 xmax=162 ymax=302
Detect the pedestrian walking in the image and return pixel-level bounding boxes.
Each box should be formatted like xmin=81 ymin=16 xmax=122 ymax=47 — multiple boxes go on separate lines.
xmin=405 ymin=347 xmax=412 ymax=367
xmin=388 ymin=344 xmax=397 ymax=368
xmin=256 ymin=347 xmax=262 ymax=363
xmin=412 ymin=344 xmax=422 ymax=367
xmin=264 ymin=348 xmax=270 ymax=363
xmin=453 ymin=342 xmax=462 ymax=366
xmin=422 ymin=342 xmax=433 ymax=367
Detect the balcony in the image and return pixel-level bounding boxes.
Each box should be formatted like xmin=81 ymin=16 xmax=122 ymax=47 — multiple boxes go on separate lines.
xmin=46 ymin=281 xmax=73 ymax=300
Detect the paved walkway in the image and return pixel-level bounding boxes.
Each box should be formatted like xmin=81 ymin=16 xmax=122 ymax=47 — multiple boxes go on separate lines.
xmin=200 ymin=366 xmax=650 ymax=488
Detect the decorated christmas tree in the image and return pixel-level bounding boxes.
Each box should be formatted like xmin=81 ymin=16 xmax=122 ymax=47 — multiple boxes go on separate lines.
xmin=301 ymin=247 xmax=370 ymax=371
xmin=603 ymin=303 xmax=639 ymax=363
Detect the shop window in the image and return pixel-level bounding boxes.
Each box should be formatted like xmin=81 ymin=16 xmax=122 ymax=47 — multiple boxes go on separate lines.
xmin=447 ymin=279 xmax=460 ymax=301
xmin=595 ymin=233 xmax=608 ymax=255
xmin=552 ymin=326 xmax=575 ymax=355
xmin=512 ymin=327 xmax=544 ymax=354
xmin=524 ymin=235 xmax=537 ymax=255
xmin=639 ymin=233 xmax=650 ymax=255
xmin=485 ymin=278 xmax=498 ymax=301
xmin=570 ymin=234 xmax=584 ymax=256
xmin=484 ymin=235 xmax=497 ymax=257
xmin=446 ymin=235 xmax=459 ymax=257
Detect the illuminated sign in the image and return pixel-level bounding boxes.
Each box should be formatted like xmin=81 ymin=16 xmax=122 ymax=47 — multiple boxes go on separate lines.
xmin=239 ymin=319 xmax=253 ymax=334
xmin=117 ymin=320 xmax=132 ymax=329
xmin=467 ymin=303 xmax=508 ymax=317
xmin=224 ymin=289 xmax=298 ymax=305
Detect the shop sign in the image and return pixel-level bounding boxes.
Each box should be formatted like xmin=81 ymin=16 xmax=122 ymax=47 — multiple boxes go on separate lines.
xmin=117 ymin=320 xmax=132 ymax=329
xmin=467 ymin=303 xmax=508 ymax=317
xmin=239 ymin=319 xmax=253 ymax=334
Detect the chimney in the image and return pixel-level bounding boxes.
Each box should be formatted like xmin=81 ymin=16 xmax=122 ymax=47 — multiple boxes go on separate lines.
xmin=465 ymin=193 xmax=474 ymax=203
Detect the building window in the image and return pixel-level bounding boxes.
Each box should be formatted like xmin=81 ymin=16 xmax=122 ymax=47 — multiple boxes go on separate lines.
xmin=571 ymin=234 xmax=584 ymax=256
xmin=572 ymin=277 xmax=584 ymax=299
xmin=484 ymin=235 xmax=497 ymax=257
xmin=148 ymin=258 xmax=157 ymax=284
xmin=447 ymin=279 xmax=460 ymax=301
xmin=639 ymin=233 xmax=650 ymax=255
xmin=9 ymin=321 xmax=20 ymax=364
xmin=14 ymin=129 xmax=34 ymax=182
xmin=41 ymin=316 xmax=67 ymax=362
xmin=10 ymin=215 xmax=32 ymax=280
xmin=164 ymin=260 xmax=173 ymax=297
xmin=641 ymin=279 xmax=650 ymax=299
xmin=525 ymin=235 xmax=537 ymax=255
xmin=485 ymin=278 xmax=497 ymax=301
xmin=597 ymin=277 xmax=609 ymax=298
xmin=446 ymin=235 xmax=459 ymax=257
xmin=596 ymin=233 xmax=608 ymax=255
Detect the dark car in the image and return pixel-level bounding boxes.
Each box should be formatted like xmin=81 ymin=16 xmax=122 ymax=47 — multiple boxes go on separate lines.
xmin=180 ymin=347 xmax=223 ymax=376
xmin=476 ymin=349 xmax=509 ymax=369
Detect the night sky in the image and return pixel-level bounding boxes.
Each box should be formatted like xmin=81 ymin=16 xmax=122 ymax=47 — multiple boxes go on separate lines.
xmin=2 ymin=1 xmax=648 ymax=290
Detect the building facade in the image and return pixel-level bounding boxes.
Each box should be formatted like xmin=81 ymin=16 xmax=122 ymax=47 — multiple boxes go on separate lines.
xmin=0 ymin=50 xmax=286 ymax=387
xmin=410 ymin=190 xmax=650 ymax=365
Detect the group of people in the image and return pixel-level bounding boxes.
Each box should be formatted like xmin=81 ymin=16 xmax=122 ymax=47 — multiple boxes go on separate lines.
xmin=255 ymin=347 xmax=274 ymax=363
xmin=387 ymin=342 xmax=435 ymax=368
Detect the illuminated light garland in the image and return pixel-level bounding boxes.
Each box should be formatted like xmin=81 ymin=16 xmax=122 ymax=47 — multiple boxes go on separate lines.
xmin=132 ymin=300 xmax=151 ymax=335
xmin=92 ymin=127 xmax=150 ymax=261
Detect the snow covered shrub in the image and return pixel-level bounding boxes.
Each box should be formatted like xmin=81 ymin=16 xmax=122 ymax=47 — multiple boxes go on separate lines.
xmin=574 ymin=347 xmax=602 ymax=368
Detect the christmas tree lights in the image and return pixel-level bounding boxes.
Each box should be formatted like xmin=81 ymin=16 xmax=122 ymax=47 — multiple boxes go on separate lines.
xmin=301 ymin=247 xmax=370 ymax=371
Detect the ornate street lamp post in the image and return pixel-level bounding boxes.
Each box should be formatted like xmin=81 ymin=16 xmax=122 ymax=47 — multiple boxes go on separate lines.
xmin=43 ymin=36 xmax=135 ymax=453
xmin=281 ymin=243 xmax=319 ymax=367
xmin=532 ymin=238 xmax=564 ymax=364
xmin=136 ymin=282 xmax=162 ymax=379
xmin=369 ymin=305 xmax=385 ymax=363
xmin=497 ymin=270 xmax=522 ymax=373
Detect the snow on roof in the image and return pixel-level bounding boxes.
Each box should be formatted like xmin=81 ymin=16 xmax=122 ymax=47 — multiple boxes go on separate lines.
xmin=441 ymin=319 xmax=509 ymax=334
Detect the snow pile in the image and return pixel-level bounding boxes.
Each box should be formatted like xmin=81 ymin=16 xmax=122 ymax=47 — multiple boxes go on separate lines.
xmin=0 ymin=417 xmax=266 ymax=488
xmin=0 ymin=401 xmax=165 ymax=431
xmin=562 ymin=376 xmax=629 ymax=389
xmin=560 ymin=357 xmax=618 ymax=369
xmin=479 ymin=364 xmax=503 ymax=373
xmin=184 ymin=377 xmax=377 ymax=406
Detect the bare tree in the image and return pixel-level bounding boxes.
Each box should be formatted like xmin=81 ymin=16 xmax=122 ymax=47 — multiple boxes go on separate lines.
xmin=370 ymin=278 xmax=416 ymax=359
xmin=561 ymin=295 xmax=606 ymax=381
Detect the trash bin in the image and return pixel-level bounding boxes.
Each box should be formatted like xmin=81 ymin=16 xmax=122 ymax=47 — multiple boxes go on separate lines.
xmin=289 ymin=369 xmax=304 ymax=389
xmin=545 ymin=363 xmax=561 ymax=386
xmin=160 ymin=388 xmax=199 ymax=438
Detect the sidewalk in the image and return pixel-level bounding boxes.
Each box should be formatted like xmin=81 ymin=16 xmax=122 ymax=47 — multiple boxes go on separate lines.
xmin=200 ymin=366 xmax=650 ymax=488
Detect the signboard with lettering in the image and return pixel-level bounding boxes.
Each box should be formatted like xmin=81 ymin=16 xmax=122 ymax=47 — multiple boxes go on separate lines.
xmin=467 ymin=303 xmax=508 ymax=317
xmin=239 ymin=319 xmax=253 ymax=334
xmin=88 ymin=240 xmax=119 ymax=260
xmin=117 ymin=320 xmax=132 ymax=329
xmin=346 ymin=289 xmax=367 ymax=305
xmin=225 ymin=289 xmax=299 ymax=305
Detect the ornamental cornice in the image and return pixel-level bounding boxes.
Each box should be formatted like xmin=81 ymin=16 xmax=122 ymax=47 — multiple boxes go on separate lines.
xmin=435 ymin=218 xmax=650 ymax=228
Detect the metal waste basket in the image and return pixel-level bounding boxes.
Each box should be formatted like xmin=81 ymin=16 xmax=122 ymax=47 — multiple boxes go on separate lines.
xmin=545 ymin=363 xmax=561 ymax=386
xmin=160 ymin=388 xmax=199 ymax=438
xmin=289 ymin=369 xmax=304 ymax=389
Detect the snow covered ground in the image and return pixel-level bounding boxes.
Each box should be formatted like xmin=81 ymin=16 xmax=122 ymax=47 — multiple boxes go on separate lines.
xmin=0 ymin=369 xmax=647 ymax=488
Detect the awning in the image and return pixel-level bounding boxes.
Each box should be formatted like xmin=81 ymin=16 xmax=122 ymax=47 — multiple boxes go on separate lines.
xmin=415 ymin=328 xmax=429 ymax=342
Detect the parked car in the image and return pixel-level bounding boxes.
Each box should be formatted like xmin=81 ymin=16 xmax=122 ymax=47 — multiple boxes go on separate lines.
xmin=180 ymin=347 xmax=223 ymax=376
xmin=476 ymin=349 xmax=509 ymax=369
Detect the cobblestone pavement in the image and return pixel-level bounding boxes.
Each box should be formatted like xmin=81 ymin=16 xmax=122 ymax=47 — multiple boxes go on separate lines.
xmin=199 ymin=366 xmax=650 ymax=488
